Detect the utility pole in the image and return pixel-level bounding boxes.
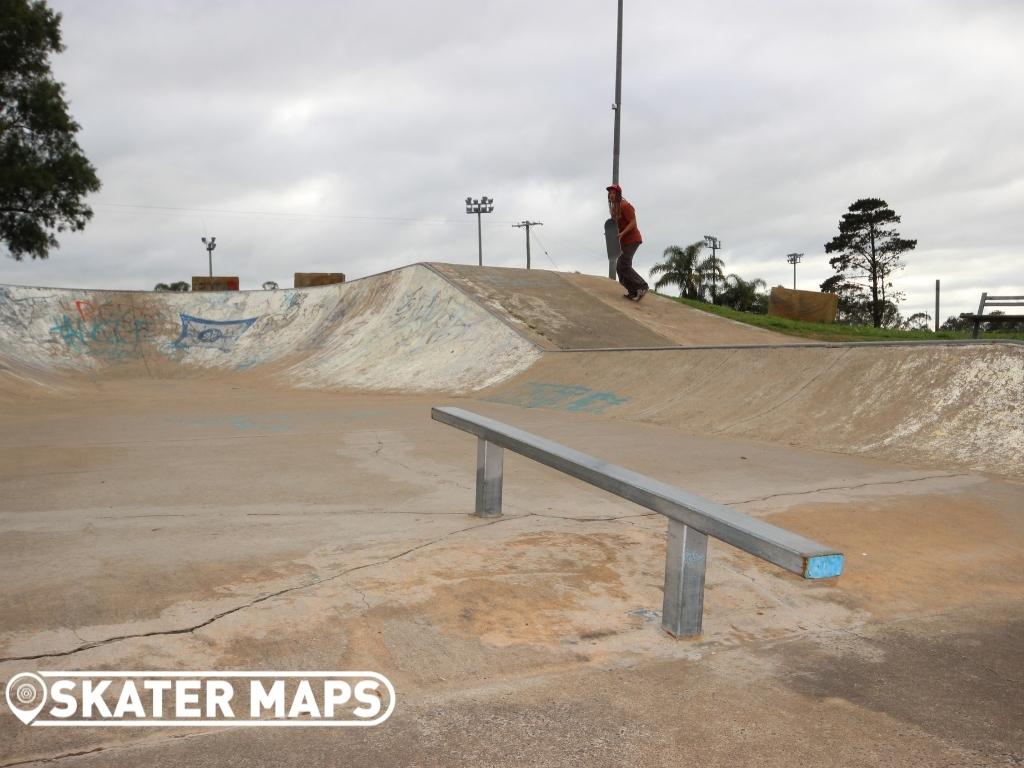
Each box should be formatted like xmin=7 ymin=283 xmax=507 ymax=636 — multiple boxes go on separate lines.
xmin=935 ymin=279 xmax=940 ymax=332
xmin=513 ymin=221 xmax=543 ymax=269
xmin=201 ymin=236 xmax=217 ymax=277
xmin=786 ymin=252 xmax=803 ymax=290
xmin=465 ymin=197 xmax=494 ymax=266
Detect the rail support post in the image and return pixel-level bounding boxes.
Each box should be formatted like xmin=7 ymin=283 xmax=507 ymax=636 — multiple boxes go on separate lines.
xmin=661 ymin=519 xmax=709 ymax=637
xmin=475 ymin=438 xmax=504 ymax=517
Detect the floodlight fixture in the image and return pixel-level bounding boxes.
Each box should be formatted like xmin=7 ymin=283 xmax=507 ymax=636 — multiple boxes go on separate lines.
xmin=465 ymin=196 xmax=494 ymax=266
xmin=202 ymin=236 xmax=218 ymax=277
xmin=786 ymin=252 xmax=803 ymax=289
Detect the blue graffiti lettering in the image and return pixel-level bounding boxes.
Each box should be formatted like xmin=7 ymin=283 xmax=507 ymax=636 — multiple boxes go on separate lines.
xmin=175 ymin=314 xmax=258 ymax=351
xmin=486 ymin=382 xmax=628 ymax=414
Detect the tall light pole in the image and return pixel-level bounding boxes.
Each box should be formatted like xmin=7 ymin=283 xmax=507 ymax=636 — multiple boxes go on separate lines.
xmin=201 ymin=236 xmax=217 ymax=277
xmin=512 ymin=221 xmax=543 ymax=269
xmin=465 ymin=197 xmax=494 ymax=266
xmin=703 ymin=235 xmax=722 ymax=302
xmin=605 ymin=0 xmax=624 ymax=280
xmin=611 ymin=0 xmax=623 ymax=186
xmin=786 ymin=252 xmax=803 ymax=289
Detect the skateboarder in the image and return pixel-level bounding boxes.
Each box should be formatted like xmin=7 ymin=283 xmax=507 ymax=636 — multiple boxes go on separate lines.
xmin=607 ymin=184 xmax=648 ymax=300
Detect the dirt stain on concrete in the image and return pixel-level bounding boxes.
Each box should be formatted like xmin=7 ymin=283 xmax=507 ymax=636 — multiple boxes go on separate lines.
xmin=766 ymin=493 xmax=1024 ymax=616
xmin=767 ymin=609 xmax=1024 ymax=760
xmin=353 ymin=531 xmax=650 ymax=648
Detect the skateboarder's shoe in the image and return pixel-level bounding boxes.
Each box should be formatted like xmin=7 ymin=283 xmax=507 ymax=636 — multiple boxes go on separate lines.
xmin=635 ymin=286 xmax=648 ymax=301
xmin=624 ymin=292 xmax=638 ymax=300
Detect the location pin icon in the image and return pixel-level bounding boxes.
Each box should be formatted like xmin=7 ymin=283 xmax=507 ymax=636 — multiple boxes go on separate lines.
xmin=6 ymin=673 xmax=48 ymax=725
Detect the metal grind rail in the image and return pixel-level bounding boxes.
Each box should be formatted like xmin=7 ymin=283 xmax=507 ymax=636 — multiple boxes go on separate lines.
xmin=431 ymin=406 xmax=844 ymax=637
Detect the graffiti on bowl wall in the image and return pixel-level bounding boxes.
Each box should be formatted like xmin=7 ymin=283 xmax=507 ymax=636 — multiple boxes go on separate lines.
xmin=174 ymin=314 xmax=259 ymax=352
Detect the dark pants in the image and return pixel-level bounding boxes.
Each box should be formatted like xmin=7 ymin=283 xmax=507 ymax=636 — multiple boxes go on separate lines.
xmin=616 ymin=242 xmax=648 ymax=295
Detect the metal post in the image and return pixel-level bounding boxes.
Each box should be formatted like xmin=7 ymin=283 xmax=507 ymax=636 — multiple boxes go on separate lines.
xmin=786 ymin=252 xmax=803 ymax=290
xmin=661 ymin=519 xmax=709 ymax=637
xmin=611 ymin=0 xmax=623 ymax=185
xmin=703 ymin=235 xmax=721 ymax=302
xmin=477 ymin=211 xmax=483 ymax=267
xmin=465 ymin=197 xmax=493 ymax=266
xmin=935 ymin=279 xmax=940 ymax=333
xmin=202 ymin=236 xmax=216 ymax=278
xmin=474 ymin=438 xmax=504 ymax=517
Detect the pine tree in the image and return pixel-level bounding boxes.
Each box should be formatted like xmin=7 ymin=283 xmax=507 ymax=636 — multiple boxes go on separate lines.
xmin=824 ymin=198 xmax=916 ymax=327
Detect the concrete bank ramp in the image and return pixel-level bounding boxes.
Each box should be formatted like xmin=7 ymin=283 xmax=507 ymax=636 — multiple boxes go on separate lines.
xmin=482 ymin=343 xmax=1024 ymax=476
xmin=0 ymin=264 xmax=541 ymax=393
xmin=429 ymin=263 xmax=792 ymax=348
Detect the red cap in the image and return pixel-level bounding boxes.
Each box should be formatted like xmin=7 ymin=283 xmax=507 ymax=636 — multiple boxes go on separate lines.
xmin=606 ymin=184 xmax=622 ymax=194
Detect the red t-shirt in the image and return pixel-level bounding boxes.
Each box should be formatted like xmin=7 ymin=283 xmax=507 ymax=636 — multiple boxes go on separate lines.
xmin=616 ymin=200 xmax=643 ymax=245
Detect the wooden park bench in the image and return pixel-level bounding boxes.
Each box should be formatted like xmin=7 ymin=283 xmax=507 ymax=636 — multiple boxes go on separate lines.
xmin=960 ymin=293 xmax=1024 ymax=338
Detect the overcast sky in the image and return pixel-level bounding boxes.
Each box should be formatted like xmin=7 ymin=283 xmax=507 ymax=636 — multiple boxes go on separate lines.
xmin=2 ymin=0 xmax=1022 ymax=320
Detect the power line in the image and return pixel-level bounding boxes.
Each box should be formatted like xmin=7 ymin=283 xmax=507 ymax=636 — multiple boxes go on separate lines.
xmin=530 ymin=230 xmax=561 ymax=271
xmin=95 ymin=202 xmax=516 ymax=226
xmin=536 ymin=230 xmax=594 ymax=263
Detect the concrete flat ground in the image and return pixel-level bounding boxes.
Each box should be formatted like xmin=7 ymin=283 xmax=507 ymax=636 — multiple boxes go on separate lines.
xmin=2 ymin=378 xmax=1022 ymax=766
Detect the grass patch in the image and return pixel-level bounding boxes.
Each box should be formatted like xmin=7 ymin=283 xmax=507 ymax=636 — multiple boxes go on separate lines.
xmin=662 ymin=295 xmax=1024 ymax=342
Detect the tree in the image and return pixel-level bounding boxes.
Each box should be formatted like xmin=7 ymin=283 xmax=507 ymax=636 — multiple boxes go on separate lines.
xmin=982 ymin=310 xmax=1024 ymax=333
xmin=154 ymin=281 xmax=189 ymax=292
xmin=820 ymin=273 xmax=870 ymax=324
xmin=824 ymin=198 xmax=916 ymax=327
xmin=650 ymin=241 xmax=704 ymax=298
xmin=901 ymin=312 xmax=932 ymax=332
xmin=940 ymin=314 xmax=970 ymax=332
xmin=718 ymin=274 xmax=768 ymax=313
xmin=819 ymin=274 xmax=908 ymax=327
xmin=1 ymin=0 xmax=100 ymax=261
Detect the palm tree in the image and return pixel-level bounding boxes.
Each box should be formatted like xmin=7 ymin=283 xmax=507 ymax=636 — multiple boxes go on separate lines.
xmin=719 ymin=274 xmax=767 ymax=312
xmin=649 ymin=241 xmax=704 ymax=298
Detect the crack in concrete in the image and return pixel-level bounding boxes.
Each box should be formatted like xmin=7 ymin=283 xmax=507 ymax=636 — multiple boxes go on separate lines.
xmin=97 ymin=513 xmax=187 ymax=519
xmin=0 ymin=728 xmax=215 ymax=768
xmin=0 ymin=746 xmax=105 ymax=767
xmin=7 ymin=602 xmax=1013 ymax=766
xmin=725 ymin=472 xmax=971 ymax=506
xmin=0 ymin=517 xmax=512 ymax=664
xmin=526 ymin=512 xmax=656 ymax=524
xmin=351 ymin=584 xmax=371 ymax=612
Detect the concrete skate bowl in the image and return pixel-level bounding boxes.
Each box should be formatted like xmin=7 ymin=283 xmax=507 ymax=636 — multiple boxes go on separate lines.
xmin=0 ymin=262 xmax=1021 ymax=475
xmin=0 ymin=264 xmax=542 ymax=396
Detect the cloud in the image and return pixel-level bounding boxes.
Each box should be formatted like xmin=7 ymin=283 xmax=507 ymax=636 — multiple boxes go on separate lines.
xmin=1 ymin=0 xmax=1020 ymax=319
